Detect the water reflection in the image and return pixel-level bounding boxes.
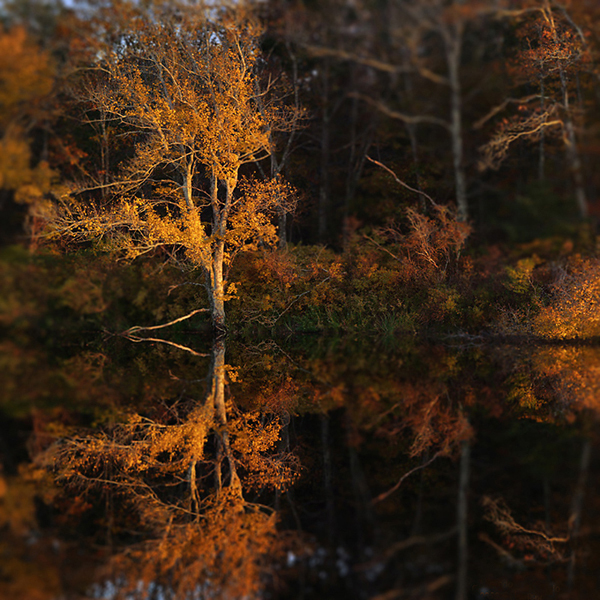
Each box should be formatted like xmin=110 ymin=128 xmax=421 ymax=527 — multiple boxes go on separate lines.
xmin=50 ymin=340 xmax=304 ymax=599
xmin=3 ymin=337 xmax=600 ymax=598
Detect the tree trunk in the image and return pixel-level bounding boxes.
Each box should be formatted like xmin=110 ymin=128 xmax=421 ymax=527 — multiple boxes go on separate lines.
xmin=445 ymin=26 xmax=468 ymax=222
xmin=564 ymin=114 xmax=588 ymax=219
xmin=567 ymin=437 xmax=591 ymax=589
xmin=209 ymin=244 xmax=226 ymax=333
xmin=208 ymin=340 xmax=241 ymax=497
xmin=182 ymin=159 xmax=194 ymax=211
xmin=539 ymin=77 xmax=546 ymax=182
xmin=319 ymin=61 xmax=331 ymax=244
xmin=277 ymin=207 xmax=288 ymax=249
xmin=545 ymin=1 xmax=588 ymax=219
xmin=207 ymin=174 xmax=230 ymax=333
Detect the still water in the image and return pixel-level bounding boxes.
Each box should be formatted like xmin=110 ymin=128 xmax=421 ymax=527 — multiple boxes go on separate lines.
xmin=1 ymin=332 xmax=599 ymax=599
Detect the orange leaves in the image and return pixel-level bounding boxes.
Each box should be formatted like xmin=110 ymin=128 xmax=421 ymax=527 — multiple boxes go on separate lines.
xmin=375 ymin=204 xmax=471 ymax=287
xmin=531 ymin=257 xmax=600 ymax=339
xmin=513 ymin=12 xmax=587 ymax=80
xmin=228 ymin=407 xmax=301 ymax=492
xmin=0 ymin=26 xmax=53 ymax=124
xmin=113 ymin=493 xmax=285 ymax=600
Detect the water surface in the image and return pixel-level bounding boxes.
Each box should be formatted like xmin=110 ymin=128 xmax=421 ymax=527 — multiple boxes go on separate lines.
xmin=1 ymin=333 xmax=599 ymax=599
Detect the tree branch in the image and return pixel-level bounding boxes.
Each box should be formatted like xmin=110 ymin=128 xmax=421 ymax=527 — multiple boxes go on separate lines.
xmin=366 ymin=155 xmax=439 ymax=207
xmin=304 ymin=45 xmax=408 ymax=74
xmin=122 ymin=335 xmax=210 ymax=357
xmin=372 ymin=451 xmax=444 ymax=505
xmin=352 ymin=93 xmax=451 ymax=130
xmin=120 ymin=308 xmax=210 ymax=336
xmin=474 ymin=94 xmax=545 ymax=129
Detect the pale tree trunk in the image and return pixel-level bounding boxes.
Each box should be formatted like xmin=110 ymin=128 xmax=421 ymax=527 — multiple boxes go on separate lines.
xmin=277 ymin=203 xmax=288 ymax=249
xmin=539 ymin=20 xmax=546 ymax=182
xmin=271 ymin=156 xmax=289 ymax=250
xmin=100 ymin=108 xmax=110 ymax=200
xmin=278 ymin=44 xmax=301 ymax=248
xmin=209 ymin=243 xmax=226 ymax=333
xmin=545 ymin=1 xmax=588 ymax=218
xmin=406 ymin=122 xmax=425 ymax=211
xmin=206 ymin=174 xmax=234 ymax=333
xmin=564 ymin=110 xmax=587 ymax=219
xmin=343 ymin=83 xmax=375 ymax=250
xmin=252 ymin=42 xmax=301 ymax=249
xmin=560 ymin=71 xmax=587 ymax=217
xmin=539 ymin=77 xmax=546 ymax=181
xmin=444 ymin=22 xmax=468 ymax=222
xmin=182 ymin=158 xmax=194 ymax=211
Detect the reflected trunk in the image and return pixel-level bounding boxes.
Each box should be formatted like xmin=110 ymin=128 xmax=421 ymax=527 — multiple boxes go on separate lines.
xmin=456 ymin=439 xmax=470 ymax=600
xmin=567 ymin=437 xmax=591 ymax=588
xmin=207 ymin=339 xmax=241 ymax=498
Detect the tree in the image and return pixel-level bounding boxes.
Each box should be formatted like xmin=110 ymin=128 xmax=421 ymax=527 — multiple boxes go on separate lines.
xmin=477 ymin=0 xmax=591 ymax=219
xmin=45 ymin=2 xmax=295 ymax=331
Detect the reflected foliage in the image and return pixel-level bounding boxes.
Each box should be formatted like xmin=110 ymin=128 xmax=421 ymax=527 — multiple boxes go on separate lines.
xmin=3 ymin=333 xmax=600 ymax=598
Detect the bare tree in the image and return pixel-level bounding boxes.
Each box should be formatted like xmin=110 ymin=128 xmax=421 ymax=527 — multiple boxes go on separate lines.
xmin=477 ymin=0 xmax=590 ymax=218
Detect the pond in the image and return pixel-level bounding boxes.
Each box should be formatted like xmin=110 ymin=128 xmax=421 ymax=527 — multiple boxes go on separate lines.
xmin=1 ymin=331 xmax=600 ymax=599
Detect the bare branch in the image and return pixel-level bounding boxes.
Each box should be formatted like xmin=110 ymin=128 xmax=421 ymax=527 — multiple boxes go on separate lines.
xmin=304 ymin=45 xmax=408 ymax=74
xmin=474 ymin=94 xmax=545 ymax=129
xmin=478 ymin=532 xmax=525 ymax=569
xmin=363 ymin=233 xmax=403 ymax=262
xmin=352 ymin=93 xmax=451 ymax=130
xmin=372 ymin=451 xmax=444 ymax=505
xmin=366 ymin=155 xmax=439 ymax=207
xmin=121 ymin=334 xmax=210 ymax=357
xmin=120 ymin=308 xmax=210 ymax=336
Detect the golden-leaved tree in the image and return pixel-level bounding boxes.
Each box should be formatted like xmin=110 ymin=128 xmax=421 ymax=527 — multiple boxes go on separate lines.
xmin=45 ymin=2 xmax=296 ymax=331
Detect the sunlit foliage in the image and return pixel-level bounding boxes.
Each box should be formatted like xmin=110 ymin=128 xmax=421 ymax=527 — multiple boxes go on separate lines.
xmin=43 ymin=2 xmax=296 ymax=329
xmin=532 ymin=258 xmax=600 ymax=339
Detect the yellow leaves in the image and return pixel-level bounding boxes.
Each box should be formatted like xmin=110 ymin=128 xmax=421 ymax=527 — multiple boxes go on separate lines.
xmin=0 ymin=129 xmax=55 ymax=201
xmin=224 ymin=281 xmax=239 ymax=301
xmin=228 ymin=408 xmax=301 ymax=492
xmin=42 ymin=5 xmax=295 ymax=330
xmin=507 ymin=373 xmax=542 ymax=412
xmin=504 ymin=257 xmax=539 ymax=296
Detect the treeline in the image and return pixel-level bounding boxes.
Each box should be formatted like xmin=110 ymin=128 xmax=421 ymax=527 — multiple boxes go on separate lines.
xmin=2 ymin=0 xmax=600 ymax=250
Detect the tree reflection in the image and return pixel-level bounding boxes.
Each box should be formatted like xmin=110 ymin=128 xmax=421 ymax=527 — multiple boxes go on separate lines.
xmin=476 ymin=344 xmax=600 ymax=593
xmin=498 ymin=345 xmax=600 ymax=416
xmin=39 ymin=340 xmax=301 ymax=599
xmin=6 ymin=336 xmax=600 ymax=599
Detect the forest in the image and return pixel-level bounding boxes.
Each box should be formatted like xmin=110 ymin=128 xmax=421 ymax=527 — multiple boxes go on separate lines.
xmin=2 ymin=0 xmax=600 ymax=336
xmin=4 ymin=1 xmax=600 ymax=599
